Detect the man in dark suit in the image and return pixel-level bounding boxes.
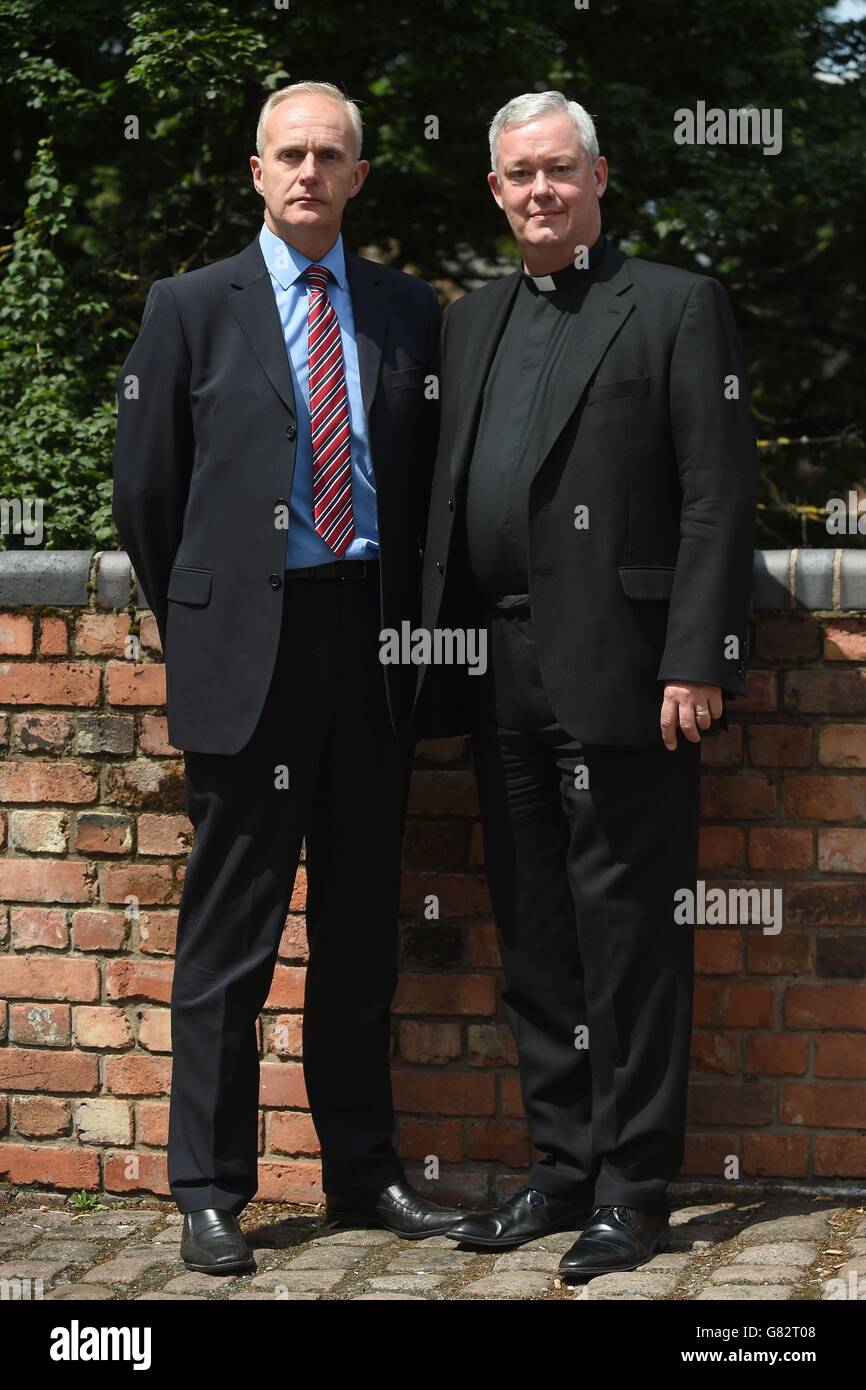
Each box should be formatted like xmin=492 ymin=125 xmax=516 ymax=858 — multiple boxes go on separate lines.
xmin=414 ymin=91 xmax=757 ymax=1278
xmin=112 ymin=80 xmax=463 ymax=1273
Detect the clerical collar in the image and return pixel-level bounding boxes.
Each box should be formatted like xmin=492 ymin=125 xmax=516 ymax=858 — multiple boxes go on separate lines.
xmin=524 ymin=234 xmax=606 ymax=292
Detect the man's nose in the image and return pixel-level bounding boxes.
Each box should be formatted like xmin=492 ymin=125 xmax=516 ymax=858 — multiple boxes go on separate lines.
xmin=530 ymin=170 xmax=552 ymax=198
xmin=298 ymin=153 xmax=318 ymax=179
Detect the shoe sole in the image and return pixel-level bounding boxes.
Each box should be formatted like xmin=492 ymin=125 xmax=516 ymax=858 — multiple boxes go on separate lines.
xmin=325 ymin=1212 xmax=460 ymax=1241
xmin=181 ymin=1255 xmax=256 ymax=1274
xmin=445 ymin=1211 xmax=594 ymax=1252
xmin=558 ymin=1229 xmax=670 ymax=1280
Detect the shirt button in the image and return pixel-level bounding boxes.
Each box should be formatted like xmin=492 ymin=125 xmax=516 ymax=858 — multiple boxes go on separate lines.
xmin=286 ymin=423 xmax=297 ymax=440
xmin=269 ymin=573 xmax=283 ymax=589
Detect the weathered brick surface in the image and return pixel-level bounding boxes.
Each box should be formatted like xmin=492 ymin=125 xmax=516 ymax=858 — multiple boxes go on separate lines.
xmin=2 ymin=600 xmax=866 ymax=1207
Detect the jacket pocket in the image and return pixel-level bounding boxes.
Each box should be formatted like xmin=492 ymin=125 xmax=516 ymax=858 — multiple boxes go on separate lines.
xmin=167 ymin=565 xmax=213 ymax=606
xmin=618 ymin=564 xmax=676 ymax=600
xmin=585 ymin=375 xmax=651 ymax=404
xmin=388 ymin=366 xmax=427 ymax=390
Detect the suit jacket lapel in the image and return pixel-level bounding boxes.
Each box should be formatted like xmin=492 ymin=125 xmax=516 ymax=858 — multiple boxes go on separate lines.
xmin=228 ymin=237 xmax=297 ymax=418
xmin=345 ymin=253 xmax=387 ymax=424
xmin=448 ymin=271 xmax=522 ymax=491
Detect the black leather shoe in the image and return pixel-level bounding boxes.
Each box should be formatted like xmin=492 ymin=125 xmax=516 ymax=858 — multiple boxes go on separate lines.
xmin=446 ymin=1186 xmax=592 ymax=1251
xmin=558 ymin=1204 xmax=669 ymax=1278
xmin=325 ymin=1180 xmax=465 ymax=1240
xmin=179 ymin=1208 xmax=256 ymax=1274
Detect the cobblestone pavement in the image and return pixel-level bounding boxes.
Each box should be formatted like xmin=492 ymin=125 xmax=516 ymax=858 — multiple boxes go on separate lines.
xmin=1 ymin=1191 xmax=864 ymax=1300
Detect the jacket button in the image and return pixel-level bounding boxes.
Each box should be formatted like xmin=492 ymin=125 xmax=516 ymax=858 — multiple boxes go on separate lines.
xmin=436 ymin=560 xmax=444 ymax=574
xmin=447 ymin=497 xmax=454 ymax=511
xmin=269 ymin=573 xmax=283 ymax=589
xmin=286 ymin=423 xmax=296 ymax=440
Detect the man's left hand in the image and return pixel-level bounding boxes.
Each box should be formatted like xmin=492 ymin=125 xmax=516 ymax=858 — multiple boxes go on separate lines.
xmin=660 ymin=682 xmax=723 ymax=751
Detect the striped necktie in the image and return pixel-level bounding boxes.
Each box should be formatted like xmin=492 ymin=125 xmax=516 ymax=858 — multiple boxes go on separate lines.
xmin=305 ymin=263 xmax=355 ymax=557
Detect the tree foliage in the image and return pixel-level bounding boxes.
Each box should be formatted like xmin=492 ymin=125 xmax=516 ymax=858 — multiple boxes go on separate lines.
xmin=0 ymin=0 xmax=864 ymax=547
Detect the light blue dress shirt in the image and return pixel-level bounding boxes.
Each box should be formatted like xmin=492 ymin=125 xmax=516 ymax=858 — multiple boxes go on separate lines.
xmin=258 ymin=220 xmax=378 ymax=565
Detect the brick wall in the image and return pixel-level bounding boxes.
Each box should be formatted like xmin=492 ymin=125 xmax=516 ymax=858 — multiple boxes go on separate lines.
xmin=1 ymin=548 xmax=866 ymax=1207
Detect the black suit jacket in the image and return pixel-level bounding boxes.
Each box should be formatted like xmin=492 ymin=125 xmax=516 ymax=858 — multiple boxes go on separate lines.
xmin=413 ymin=238 xmax=757 ymax=746
xmin=112 ymin=234 xmax=440 ymax=755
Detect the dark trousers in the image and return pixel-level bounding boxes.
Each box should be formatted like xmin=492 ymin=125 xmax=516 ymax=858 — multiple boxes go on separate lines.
xmin=167 ymin=572 xmax=411 ymax=1213
xmin=469 ymin=604 xmax=702 ymax=1215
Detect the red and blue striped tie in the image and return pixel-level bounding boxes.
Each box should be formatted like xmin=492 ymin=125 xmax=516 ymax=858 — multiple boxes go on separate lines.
xmin=305 ymin=263 xmax=355 ymax=557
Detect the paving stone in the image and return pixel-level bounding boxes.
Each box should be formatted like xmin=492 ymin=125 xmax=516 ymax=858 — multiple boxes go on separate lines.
xmin=364 ymin=1274 xmax=446 ymax=1294
xmin=311 ymin=1226 xmax=395 ymax=1246
xmin=350 ymin=1292 xmax=427 ymax=1300
xmin=695 ymin=1285 xmax=794 ymax=1300
xmin=711 ymin=1264 xmax=802 ymax=1286
xmin=460 ymin=1272 xmax=553 ymax=1298
xmin=670 ymin=1204 xmax=740 ymax=1226
xmin=738 ymin=1213 xmax=832 ymax=1245
xmin=732 ymin=1242 xmax=817 ymax=1267
xmin=574 ymin=1270 xmax=680 ymax=1297
xmin=134 ymin=1292 xmax=206 ymax=1300
xmin=248 ymin=1269 xmax=343 ymax=1293
xmin=493 ymin=1249 xmax=563 ymax=1272
xmin=286 ymin=1245 xmax=368 ymax=1270
xmin=162 ymin=1272 xmax=242 ymax=1293
xmin=387 ymin=1247 xmax=473 ymax=1271
xmin=667 ymin=1226 xmax=732 ymax=1249
xmin=0 ymin=1260 xmax=71 ymax=1284
xmin=84 ymin=1253 xmax=177 ymax=1283
xmin=230 ymin=1290 xmax=319 ymax=1300
xmin=28 ymin=1240 xmax=108 ymax=1263
xmin=43 ymin=1283 xmax=115 ymax=1300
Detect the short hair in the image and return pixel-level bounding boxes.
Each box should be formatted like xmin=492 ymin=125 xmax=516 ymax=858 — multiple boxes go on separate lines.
xmin=255 ymin=81 xmax=363 ymax=160
xmin=488 ymin=91 xmax=599 ymax=172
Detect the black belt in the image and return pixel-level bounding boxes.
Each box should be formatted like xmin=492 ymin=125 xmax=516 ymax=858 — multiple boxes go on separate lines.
xmin=284 ymin=559 xmax=379 ymax=580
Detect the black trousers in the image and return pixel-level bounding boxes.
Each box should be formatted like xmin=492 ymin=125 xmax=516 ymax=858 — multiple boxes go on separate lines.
xmin=469 ymin=603 xmax=702 ymax=1215
xmin=167 ymin=571 xmax=411 ymax=1213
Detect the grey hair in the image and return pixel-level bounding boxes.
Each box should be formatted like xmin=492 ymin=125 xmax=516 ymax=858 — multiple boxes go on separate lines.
xmin=488 ymin=91 xmax=599 ymax=172
xmin=256 ymin=81 xmax=363 ymax=159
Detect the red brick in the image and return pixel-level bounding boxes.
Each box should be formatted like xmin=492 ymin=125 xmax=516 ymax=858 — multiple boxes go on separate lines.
xmin=743 ymin=1033 xmax=809 ymax=1075
xmin=105 ymin=959 xmax=174 ymax=1005
xmin=397 ymin=1117 xmax=464 ymax=1162
xmin=695 ymin=928 xmax=742 ymax=974
xmin=813 ymin=1136 xmax=866 ymax=1176
xmin=0 ymin=614 xmax=34 ymax=654
xmin=267 ymin=1111 xmax=320 ymax=1156
xmin=823 ymin=619 xmax=866 ymax=662
xmin=785 ymin=669 xmax=866 ymax=715
xmin=0 ymin=1047 xmax=99 ymax=1093
xmin=394 ymin=973 xmax=495 ymax=1016
xmin=10 ymin=907 xmax=68 ymax=949
xmin=700 ymin=775 xmax=777 ymax=819
xmin=103 ymin=1149 xmax=169 ymax=1198
xmin=0 ymin=661 xmax=100 ymax=705
xmin=104 ymin=1053 xmax=172 ymax=1096
xmin=748 ymin=827 xmax=813 ymax=869
xmin=136 ymin=813 xmax=193 ymax=856
xmin=814 ymin=1034 xmax=866 ymax=1078
xmin=698 ymin=825 xmax=745 ymax=870
xmin=106 ymin=661 xmax=166 ymax=706
xmin=0 ymin=957 xmax=99 ymax=1002
xmin=9 ymin=1003 xmax=71 ymax=1047
xmin=0 ymin=760 xmax=97 ymax=803
xmin=781 ymin=1083 xmax=866 ymax=1128
xmin=818 ymin=725 xmax=866 ymax=769
xmin=399 ymin=1020 xmax=462 ymax=1063
xmin=0 ymin=1143 xmax=100 ymax=1189
xmin=39 ymin=617 xmax=68 ymax=655
xmin=74 ymin=613 xmax=130 ymax=657
xmin=466 ymin=1121 xmax=529 ymax=1165
xmin=259 ymin=1062 xmax=308 ymax=1108
xmin=784 ymin=774 xmax=866 ymax=821
xmin=746 ymin=723 xmax=813 ymax=767
xmin=255 ymin=1160 xmax=323 ymax=1205
xmin=784 ymin=984 xmax=866 ymax=1029
xmin=819 ymin=829 xmax=866 ymax=873
xmin=690 ymin=1030 xmax=739 ymax=1074
xmin=13 ymin=1095 xmax=72 ymax=1138
xmin=104 ymin=863 xmax=177 ymax=906
xmin=74 ymin=813 xmax=134 ymax=855
xmin=742 ymin=1133 xmax=809 ymax=1177
xmin=71 ymin=909 xmax=129 ymax=951
xmin=392 ymin=1070 xmax=495 ymax=1116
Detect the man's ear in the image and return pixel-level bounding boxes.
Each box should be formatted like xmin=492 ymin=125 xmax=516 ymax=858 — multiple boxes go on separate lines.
xmin=348 ymin=159 xmax=371 ymax=199
xmin=487 ymin=170 xmax=504 ymax=211
xmin=250 ymin=154 xmax=264 ymax=197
